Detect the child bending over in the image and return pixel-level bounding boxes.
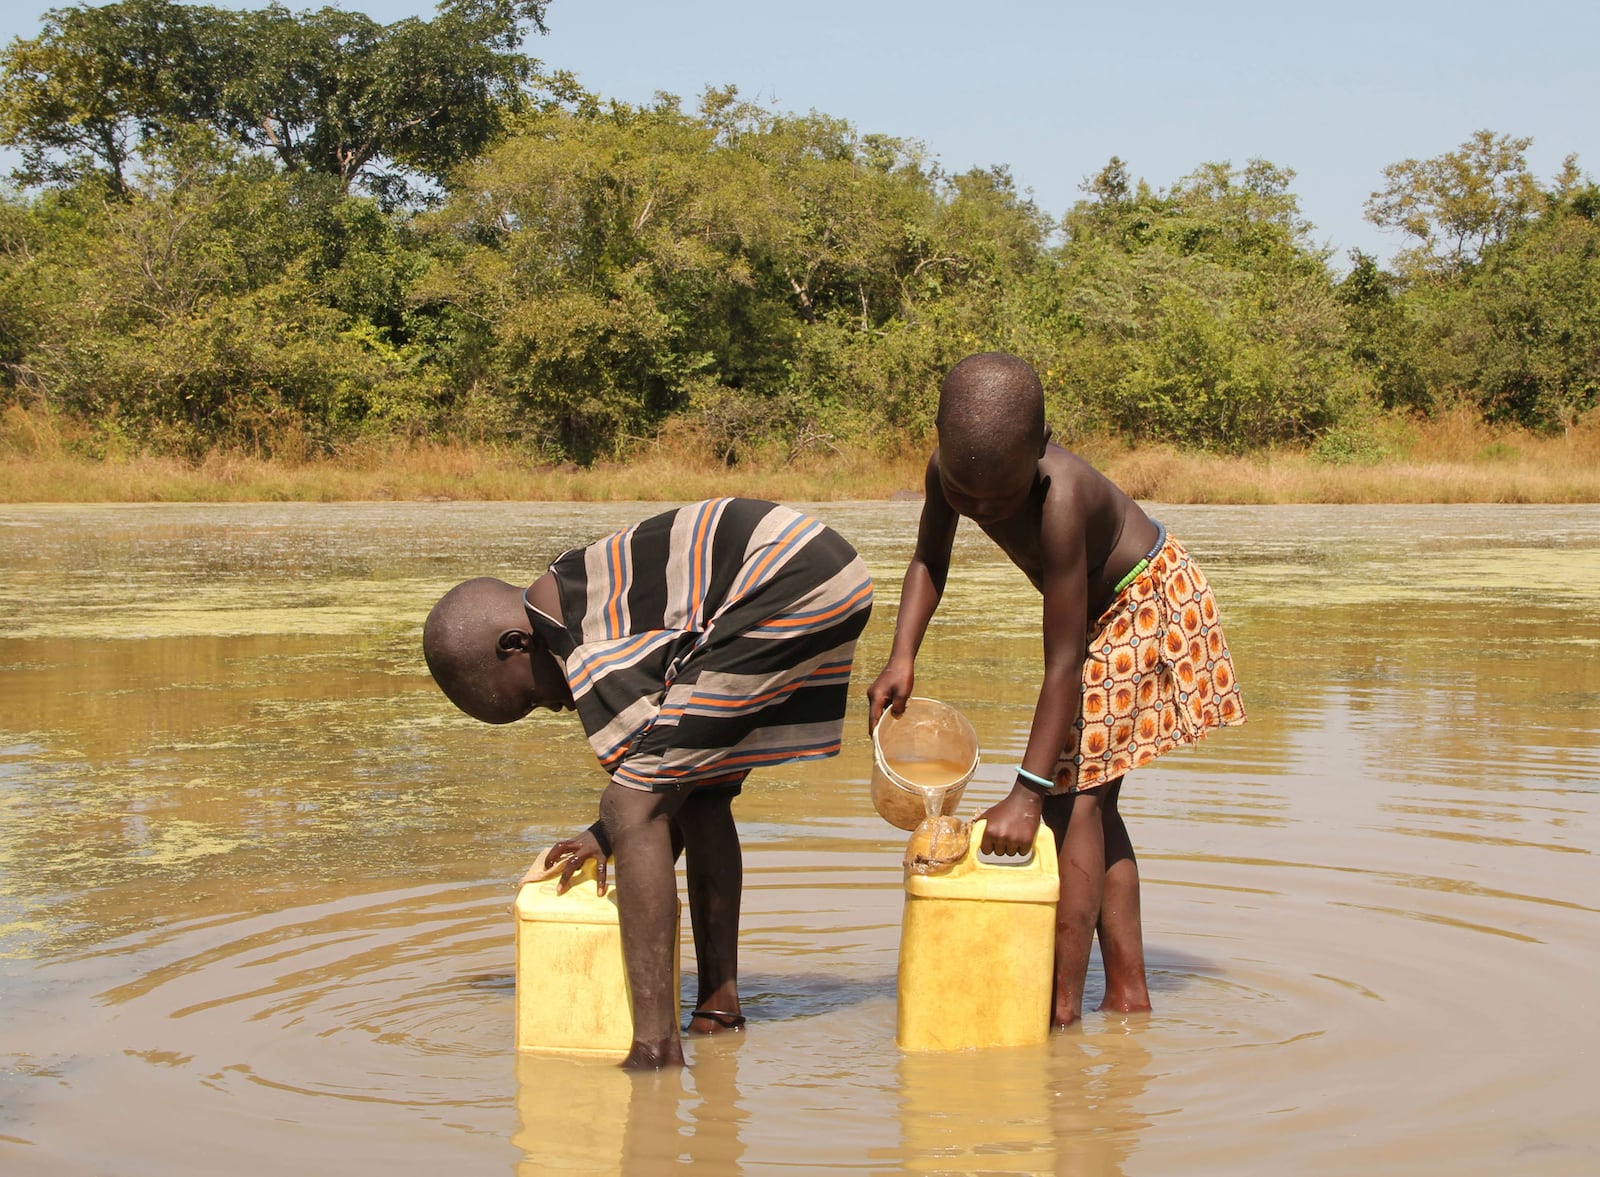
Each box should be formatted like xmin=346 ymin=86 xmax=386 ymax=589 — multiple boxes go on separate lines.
xmin=867 ymin=353 xmax=1245 ymax=1026
xmin=426 ymin=498 xmax=873 ymax=1067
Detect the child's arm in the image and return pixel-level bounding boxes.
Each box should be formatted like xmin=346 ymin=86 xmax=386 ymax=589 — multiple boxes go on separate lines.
xmin=866 ymin=457 xmax=959 ymax=732
xmin=979 ymin=492 xmax=1092 ymax=855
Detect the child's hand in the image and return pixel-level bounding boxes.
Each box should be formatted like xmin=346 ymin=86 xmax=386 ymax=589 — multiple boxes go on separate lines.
xmin=866 ymin=659 xmax=915 ymax=734
xmin=977 ymin=787 xmax=1044 ymax=856
xmin=543 ymin=828 xmax=609 ymax=895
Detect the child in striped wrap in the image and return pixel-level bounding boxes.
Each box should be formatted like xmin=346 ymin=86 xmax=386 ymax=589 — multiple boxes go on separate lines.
xmin=424 ymin=498 xmax=872 ymax=1069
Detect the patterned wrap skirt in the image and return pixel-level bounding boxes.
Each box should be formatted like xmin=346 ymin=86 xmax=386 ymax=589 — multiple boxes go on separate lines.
xmin=1050 ymin=530 xmax=1246 ymax=792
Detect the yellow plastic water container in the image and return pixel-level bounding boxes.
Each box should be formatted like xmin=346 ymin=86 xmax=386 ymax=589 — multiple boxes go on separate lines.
xmin=871 ymin=697 xmax=980 ymax=831
xmin=513 ymin=857 xmax=679 ymax=1058
xmin=896 ymin=818 xmax=1059 ymax=1051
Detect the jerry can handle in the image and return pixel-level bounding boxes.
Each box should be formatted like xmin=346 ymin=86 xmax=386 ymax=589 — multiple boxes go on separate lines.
xmin=968 ymin=818 xmax=1055 ymax=873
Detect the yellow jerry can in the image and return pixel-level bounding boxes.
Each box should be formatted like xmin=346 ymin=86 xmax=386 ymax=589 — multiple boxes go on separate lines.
xmin=513 ymin=856 xmax=679 ymax=1058
xmin=896 ymin=818 xmax=1059 ymax=1051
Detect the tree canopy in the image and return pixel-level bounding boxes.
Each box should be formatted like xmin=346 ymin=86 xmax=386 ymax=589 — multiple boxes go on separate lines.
xmin=0 ymin=0 xmax=552 ymax=199
xmin=0 ymin=4 xmax=1595 ymax=463
xmin=1365 ymin=129 xmax=1542 ymax=274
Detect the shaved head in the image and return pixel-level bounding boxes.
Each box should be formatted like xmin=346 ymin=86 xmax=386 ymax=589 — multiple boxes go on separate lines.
xmin=935 ymin=352 xmax=1046 ymax=470
xmin=423 ymin=576 xmax=530 ymax=723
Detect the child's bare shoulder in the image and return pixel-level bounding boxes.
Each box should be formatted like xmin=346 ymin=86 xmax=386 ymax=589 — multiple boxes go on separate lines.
xmin=1037 ymin=443 xmax=1137 ymax=539
xmin=1038 ymin=443 xmax=1116 ymax=502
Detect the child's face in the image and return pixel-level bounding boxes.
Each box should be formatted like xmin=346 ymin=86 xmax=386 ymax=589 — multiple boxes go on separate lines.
xmin=526 ymin=645 xmax=577 ymax=716
xmin=471 ymin=640 xmax=575 ymax=724
xmin=938 ymin=457 xmax=1038 ymax=526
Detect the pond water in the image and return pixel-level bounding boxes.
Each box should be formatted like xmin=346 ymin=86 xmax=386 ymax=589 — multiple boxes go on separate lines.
xmin=1 ymin=500 xmax=1597 ymax=1176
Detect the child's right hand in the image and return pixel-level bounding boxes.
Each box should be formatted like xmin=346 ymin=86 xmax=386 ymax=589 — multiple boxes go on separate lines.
xmin=977 ymin=787 xmax=1045 ymax=856
xmin=541 ymin=828 xmax=608 ymax=895
xmin=866 ymin=660 xmax=915 ymax=734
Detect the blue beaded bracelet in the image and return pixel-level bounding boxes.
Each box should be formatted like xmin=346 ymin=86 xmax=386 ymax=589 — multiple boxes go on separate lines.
xmin=1014 ymin=766 xmax=1057 ymax=792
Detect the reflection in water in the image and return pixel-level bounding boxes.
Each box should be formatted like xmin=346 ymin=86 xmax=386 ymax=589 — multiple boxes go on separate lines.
xmin=1 ymin=502 xmax=1598 ymax=1175
xmin=515 ymin=1041 xmax=753 ymax=1174
xmin=897 ymin=1040 xmax=1147 ymax=1176
xmin=515 ymin=1055 xmax=647 ymax=1174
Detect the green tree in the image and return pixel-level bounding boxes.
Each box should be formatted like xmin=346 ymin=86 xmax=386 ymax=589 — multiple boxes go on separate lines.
xmin=1433 ymin=175 xmax=1600 ymax=429
xmin=0 ymin=0 xmax=231 ymax=194
xmin=0 ymin=0 xmax=551 ymax=200
xmin=415 ymin=95 xmax=753 ymax=459
xmin=415 ymin=90 xmax=1047 ymax=462
xmin=1038 ymin=157 xmax=1355 ymax=449
xmin=1358 ymin=140 xmax=1599 ymax=430
xmin=1335 ymin=250 xmax=1428 ymax=412
xmin=219 ymin=0 xmax=552 ymax=201
xmin=6 ymin=133 xmax=440 ymax=454
xmin=1365 ymin=129 xmax=1541 ymax=274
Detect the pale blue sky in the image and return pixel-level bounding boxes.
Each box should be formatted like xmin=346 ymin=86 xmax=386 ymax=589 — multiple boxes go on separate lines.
xmin=3 ymin=0 xmax=1595 ymax=265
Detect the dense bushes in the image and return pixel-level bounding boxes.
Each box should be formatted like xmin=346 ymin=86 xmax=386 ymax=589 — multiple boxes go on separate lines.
xmin=0 ymin=5 xmax=1595 ymax=462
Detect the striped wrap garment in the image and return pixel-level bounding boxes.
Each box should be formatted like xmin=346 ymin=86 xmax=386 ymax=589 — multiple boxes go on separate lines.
xmin=526 ymin=499 xmax=874 ymax=793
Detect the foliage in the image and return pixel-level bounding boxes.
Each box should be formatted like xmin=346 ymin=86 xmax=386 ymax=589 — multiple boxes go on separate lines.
xmin=1349 ymin=150 xmax=1600 ymax=431
xmin=0 ymin=4 xmax=1595 ymax=468
xmin=0 ymin=0 xmax=552 ymax=201
xmin=1364 ymin=130 xmax=1542 ymax=275
xmin=1025 ymin=156 xmax=1358 ymax=449
xmin=2 ymin=136 xmax=440 ymax=455
xmin=414 ymin=91 xmax=1048 ymax=461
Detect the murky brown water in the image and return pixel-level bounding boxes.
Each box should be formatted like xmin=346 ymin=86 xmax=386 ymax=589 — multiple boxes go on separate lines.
xmin=2 ymin=501 xmax=1597 ymax=1176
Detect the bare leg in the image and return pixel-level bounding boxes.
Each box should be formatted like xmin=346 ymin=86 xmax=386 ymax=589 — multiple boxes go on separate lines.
xmin=677 ymin=790 xmax=745 ymax=1035
xmin=1046 ymin=788 xmax=1106 ymax=1027
xmin=1095 ymin=780 xmax=1151 ymax=1013
xmin=600 ymin=784 xmax=687 ymax=1069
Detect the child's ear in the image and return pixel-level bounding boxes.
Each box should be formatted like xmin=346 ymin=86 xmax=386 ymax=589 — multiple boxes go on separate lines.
xmin=496 ymin=628 xmax=531 ymax=655
xmin=1040 ymin=424 xmax=1053 ymax=455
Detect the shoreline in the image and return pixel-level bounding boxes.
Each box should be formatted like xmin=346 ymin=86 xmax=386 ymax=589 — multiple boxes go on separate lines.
xmin=3 ymin=423 xmax=1599 ymax=506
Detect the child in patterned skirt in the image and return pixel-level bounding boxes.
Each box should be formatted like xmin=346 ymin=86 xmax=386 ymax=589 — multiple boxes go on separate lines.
xmin=867 ymin=353 xmax=1245 ymax=1027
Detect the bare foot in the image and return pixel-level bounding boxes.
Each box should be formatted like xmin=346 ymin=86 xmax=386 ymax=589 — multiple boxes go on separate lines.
xmin=1098 ymin=992 xmax=1152 ymax=1014
xmin=686 ymin=1008 xmax=747 ymax=1036
xmin=620 ymin=1040 xmax=685 ymax=1069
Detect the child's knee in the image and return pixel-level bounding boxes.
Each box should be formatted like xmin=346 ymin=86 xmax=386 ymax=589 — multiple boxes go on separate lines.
xmin=1070 ymin=788 xmax=1105 ymax=821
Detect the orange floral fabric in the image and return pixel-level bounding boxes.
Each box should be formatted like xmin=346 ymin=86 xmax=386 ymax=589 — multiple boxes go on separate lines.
xmin=1053 ymin=534 xmax=1245 ymax=791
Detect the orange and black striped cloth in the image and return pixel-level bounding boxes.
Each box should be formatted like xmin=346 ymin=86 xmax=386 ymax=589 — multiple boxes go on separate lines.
xmin=1052 ymin=529 xmax=1246 ymax=792
xmin=525 ymin=499 xmax=873 ymax=795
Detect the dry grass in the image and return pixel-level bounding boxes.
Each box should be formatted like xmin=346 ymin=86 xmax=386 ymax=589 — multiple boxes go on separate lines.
xmin=3 ymin=406 xmax=1598 ymax=505
xmin=0 ymin=423 xmax=932 ymax=504
xmin=1079 ymin=407 xmax=1600 ymax=504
